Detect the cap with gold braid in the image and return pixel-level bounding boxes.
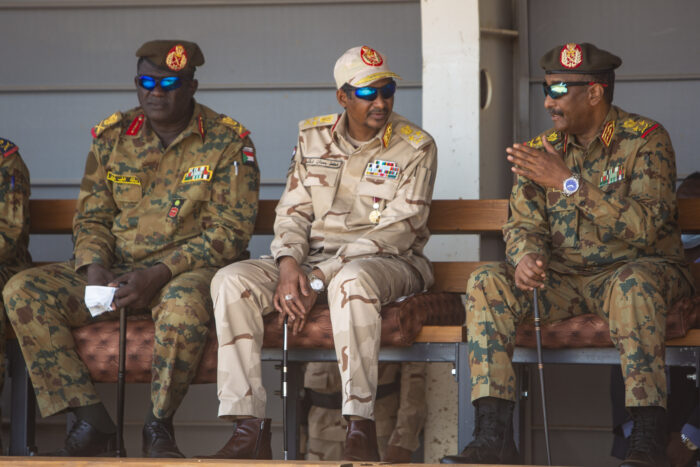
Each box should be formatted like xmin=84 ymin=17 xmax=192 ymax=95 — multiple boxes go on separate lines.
xmin=333 ymin=45 xmax=401 ymax=89
xmin=539 ymin=42 xmax=621 ymax=74
xmin=135 ymin=40 xmax=205 ymax=73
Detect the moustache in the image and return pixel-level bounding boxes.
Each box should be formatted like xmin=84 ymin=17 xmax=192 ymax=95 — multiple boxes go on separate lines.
xmin=549 ymin=109 xmax=564 ymax=117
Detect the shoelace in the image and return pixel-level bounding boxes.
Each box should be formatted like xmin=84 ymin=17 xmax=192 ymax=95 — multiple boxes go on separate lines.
xmin=147 ymin=422 xmax=175 ymax=442
xmin=628 ymin=412 xmax=660 ymax=454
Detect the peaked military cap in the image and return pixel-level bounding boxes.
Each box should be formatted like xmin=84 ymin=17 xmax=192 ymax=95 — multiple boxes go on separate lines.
xmin=539 ymin=42 xmax=621 ymax=74
xmin=135 ymin=40 xmax=204 ymax=73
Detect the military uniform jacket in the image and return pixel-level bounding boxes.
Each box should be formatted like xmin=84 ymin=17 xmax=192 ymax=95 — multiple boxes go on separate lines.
xmin=271 ymin=111 xmax=437 ymax=286
xmin=0 ymin=138 xmax=31 ymax=270
xmin=74 ymin=102 xmax=260 ymax=277
xmin=505 ymin=105 xmax=690 ymax=279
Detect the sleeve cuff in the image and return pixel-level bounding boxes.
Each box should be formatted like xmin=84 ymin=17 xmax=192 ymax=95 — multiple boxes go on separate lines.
xmin=314 ymin=258 xmax=342 ymax=285
xmin=74 ymin=250 xmax=111 ymax=271
xmin=273 ymin=248 xmax=305 ymax=266
xmin=159 ymin=252 xmax=191 ymax=277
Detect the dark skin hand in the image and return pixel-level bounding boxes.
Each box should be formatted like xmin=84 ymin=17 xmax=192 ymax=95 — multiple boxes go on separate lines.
xmin=506 ymin=136 xmax=573 ymax=190
xmin=86 ymin=263 xmax=117 ymax=287
xmin=273 ymin=256 xmax=325 ymax=335
xmin=107 ymin=263 xmax=172 ymax=311
xmin=515 ymin=253 xmax=548 ymax=291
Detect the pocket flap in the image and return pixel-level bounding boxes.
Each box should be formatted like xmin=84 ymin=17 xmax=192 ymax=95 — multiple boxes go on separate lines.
xmin=357 ymin=179 xmax=399 ymax=200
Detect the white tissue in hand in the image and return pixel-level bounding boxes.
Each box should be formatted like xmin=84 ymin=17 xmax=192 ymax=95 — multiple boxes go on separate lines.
xmin=84 ymin=286 xmax=117 ymax=317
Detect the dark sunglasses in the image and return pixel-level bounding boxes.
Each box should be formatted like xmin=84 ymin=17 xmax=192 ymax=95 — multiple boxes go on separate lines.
xmin=353 ymin=81 xmax=397 ymax=101
xmin=137 ymin=75 xmax=184 ymax=91
xmin=542 ymin=81 xmax=608 ymax=99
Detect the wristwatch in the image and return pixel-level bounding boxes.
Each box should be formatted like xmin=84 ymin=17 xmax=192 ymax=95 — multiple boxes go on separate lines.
xmin=562 ymin=173 xmax=580 ymax=196
xmin=308 ymin=272 xmax=325 ymax=293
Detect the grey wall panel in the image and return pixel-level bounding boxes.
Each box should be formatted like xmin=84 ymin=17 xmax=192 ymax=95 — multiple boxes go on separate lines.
xmin=0 ymin=3 xmax=421 ymax=88
xmin=527 ymin=0 xmax=700 ymax=75
xmin=528 ymin=80 xmax=700 ymax=176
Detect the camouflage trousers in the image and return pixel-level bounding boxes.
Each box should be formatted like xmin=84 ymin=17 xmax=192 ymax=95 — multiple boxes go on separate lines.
xmin=467 ymin=260 xmax=693 ymax=408
xmin=212 ymin=256 xmax=423 ymax=420
xmin=0 ymin=265 xmax=23 ymax=397
xmin=2 ymin=261 xmax=215 ymax=419
xmin=304 ymin=361 xmax=426 ymax=460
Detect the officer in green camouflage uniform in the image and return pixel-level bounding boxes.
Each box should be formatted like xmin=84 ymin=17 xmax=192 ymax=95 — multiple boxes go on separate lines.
xmin=201 ymin=45 xmax=436 ymax=462
xmin=304 ymin=361 xmax=426 ymax=462
xmin=3 ymin=41 xmax=259 ymax=458
xmin=441 ymin=43 xmax=693 ymax=467
xmin=0 ymin=138 xmax=31 ymax=451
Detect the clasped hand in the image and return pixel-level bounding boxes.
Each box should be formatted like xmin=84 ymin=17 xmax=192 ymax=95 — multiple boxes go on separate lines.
xmin=273 ymin=257 xmax=320 ymax=335
xmin=86 ymin=263 xmax=172 ymax=311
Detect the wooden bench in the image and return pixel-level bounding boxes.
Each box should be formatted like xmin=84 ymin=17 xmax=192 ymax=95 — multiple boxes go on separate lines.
xmin=6 ymin=198 xmax=700 ymax=457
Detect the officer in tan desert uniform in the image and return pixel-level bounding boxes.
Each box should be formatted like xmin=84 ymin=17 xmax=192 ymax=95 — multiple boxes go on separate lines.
xmin=202 ymin=45 xmax=437 ymax=461
xmin=3 ymin=40 xmax=259 ymax=458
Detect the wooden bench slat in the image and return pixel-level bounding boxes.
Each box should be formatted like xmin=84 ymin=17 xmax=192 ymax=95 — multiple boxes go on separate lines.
xmin=415 ymin=325 xmax=465 ymax=343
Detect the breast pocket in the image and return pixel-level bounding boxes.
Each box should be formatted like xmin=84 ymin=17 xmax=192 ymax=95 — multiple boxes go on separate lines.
xmin=546 ymin=191 xmax=579 ymax=249
xmin=112 ymin=183 xmax=142 ymax=209
xmin=346 ymin=178 xmax=400 ymax=227
xmin=302 ymin=166 xmax=340 ymax=219
xmin=175 ymin=182 xmax=212 ymax=224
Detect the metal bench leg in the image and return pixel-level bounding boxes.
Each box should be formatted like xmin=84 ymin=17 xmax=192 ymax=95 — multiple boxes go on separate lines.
xmin=285 ymin=361 xmax=303 ymax=460
xmin=8 ymin=339 xmax=37 ymax=456
xmin=456 ymin=342 xmax=473 ymax=451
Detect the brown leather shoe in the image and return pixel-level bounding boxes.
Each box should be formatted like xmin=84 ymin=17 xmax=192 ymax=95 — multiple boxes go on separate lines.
xmin=343 ymin=418 xmax=380 ymax=461
xmin=198 ymin=418 xmax=272 ymax=459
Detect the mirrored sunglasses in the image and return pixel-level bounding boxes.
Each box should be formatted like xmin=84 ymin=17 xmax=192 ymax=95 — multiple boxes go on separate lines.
xmin=542 ymin=81 xmax=607 ymax=99
xmin=353 ymin=81 xmax=397 ymax=101
xmin=137 ymin=75 xmax=183 ymax=92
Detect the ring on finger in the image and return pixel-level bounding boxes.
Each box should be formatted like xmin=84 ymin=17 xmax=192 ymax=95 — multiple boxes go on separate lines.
xmin=284 ymin=294 xmax=294 ymax=301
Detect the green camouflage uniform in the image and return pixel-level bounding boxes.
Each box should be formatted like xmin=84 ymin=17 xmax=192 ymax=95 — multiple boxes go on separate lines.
xmin=468 ymin=106 xmax=694 ymax=408
xmin=212 ymin=111 xmax=436 ymax=421
xmin=304 ymin=361 xmax=426 ymax=460
xmin=0 ymin=138 xmax=32 ymax=395
xmin=3 ymin=103 xmax=259 ymax=418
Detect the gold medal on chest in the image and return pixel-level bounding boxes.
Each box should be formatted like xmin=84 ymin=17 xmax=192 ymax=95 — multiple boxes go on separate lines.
xmin=369 ymin=200 xmax=381 ymax=224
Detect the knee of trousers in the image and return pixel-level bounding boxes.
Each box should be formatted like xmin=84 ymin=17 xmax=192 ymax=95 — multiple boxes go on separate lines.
xmin=211 ymin=261 xmax=269 ymax=302
xmin=606 ymin=263 xmax=668 ymax=328
xmin=327 ymin=261 xmax=381 ymax=302
xmin=466 ymin=262 xmax=511 ymax=310
xmin=3 ymin=268 xmax=49 ymax=317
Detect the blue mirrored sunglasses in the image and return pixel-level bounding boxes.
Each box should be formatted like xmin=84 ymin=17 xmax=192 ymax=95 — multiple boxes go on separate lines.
xmin=542 ymin=81 xmax=607 ymax=99
xmin=137 ymin=75 xmax=183 ymax=92
xmin=353 ymin=81 xmax=397 ymax=101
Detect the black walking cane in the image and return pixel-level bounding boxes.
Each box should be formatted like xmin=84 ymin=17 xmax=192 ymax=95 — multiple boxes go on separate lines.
xmin=533 ymin=289 xmax=552 ymax=465
xmin=116 ymin=306 xmax=126 ymax=457
xmin=282 ymin=315 xmax=289 ymax=460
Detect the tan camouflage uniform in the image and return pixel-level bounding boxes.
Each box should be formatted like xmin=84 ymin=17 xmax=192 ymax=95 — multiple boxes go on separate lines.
xmin=304 ymin=361 xmax=426 ymax=460
xmin=0 ymin=138 xmax=32 ymax=396
xmin=3 ymin=103 xmax=259 ymax=418
xmin=213 ymin=111 xmax=436 ymax=421
xmin=468 ymin=106 xmax=694 ymax=408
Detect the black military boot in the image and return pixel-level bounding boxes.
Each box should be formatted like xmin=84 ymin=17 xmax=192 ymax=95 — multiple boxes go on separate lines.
xmin=619 ymin=406 xmax=670 ymax=467
xmin=49 ymin=418 xmax=119 ymax=457
xmin=198 ymin=418 xmax=272 ymax=459
xmin=142 ymin=419 xmax=185 ymax=458
xmin=440 ymin=397 xmax=520 ymax=464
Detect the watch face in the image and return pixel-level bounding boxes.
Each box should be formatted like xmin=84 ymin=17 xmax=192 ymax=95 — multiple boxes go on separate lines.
xmin=565 ymin=178 xmax=579 ymax=192
xmin=310 ymin=278 xmax=324 ymax=292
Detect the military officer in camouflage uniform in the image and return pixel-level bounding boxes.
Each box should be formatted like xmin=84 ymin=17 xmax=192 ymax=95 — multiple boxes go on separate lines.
xmin=441 ymin=43 xmax=693 ymax=467
xmin=0 ymin=138 xmax=31 ymax=450
xmin=304 ymin=361 xmax=426 ymax=462
xmin=202 ymin=45 xmax=437 ymax=461
xmin=3 ymin=40 xmax=259 ymax=458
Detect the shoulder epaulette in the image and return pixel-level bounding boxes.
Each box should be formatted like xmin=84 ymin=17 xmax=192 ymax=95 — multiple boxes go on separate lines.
xmin=397 ymin=123 xmax=431 ymax=149
xmin=0 ymin=138 xmax=19 ymax=158
xmin=91 ymin=112 xmax=122 ymax=138
xmin=525 ymin=130 xmax=561 ymax=149
xmin=299 ymin=113 xmax=339 ymax=131
xmin=620 ymin=117 xmax=660 ymax=139
xmin=220 ymin=116 xmax=251 ymax=139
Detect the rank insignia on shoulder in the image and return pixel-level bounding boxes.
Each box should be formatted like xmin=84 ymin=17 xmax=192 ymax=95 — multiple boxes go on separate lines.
xmin=92 ymin=112 xmax=122 ymax=138
xmin=300 ymin=114 xmax=339 ymax=130
xmin=242 ymin=147 xmax=256 ymax=165
xmin=599 ymin=165 xmax=625 ymax=187
xmin=107 ymin=171 xmax=141 ymax=185
xmin=0 ymin=138 xmax=19 ymax=158
xmin=182 ymin=165 xmax=212 ymax=183
xmin=621 ymin=118 xmax=659 ymax=138
xmin=398 ymin=124 xmax=428 ymax=148
xmin=168 ymin=199 xmax=184 ymax=219
xmin=221 ymin=116 xmax=250 ymax=139
xmin=365 ymin=160 xmax=399 ymax=179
